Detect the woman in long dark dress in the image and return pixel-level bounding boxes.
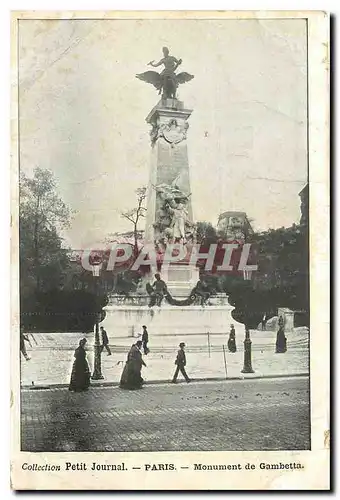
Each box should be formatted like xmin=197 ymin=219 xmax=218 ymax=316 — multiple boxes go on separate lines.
xmin=120 ymin=340 xmax=146 ymax=390
xmin=227 ymin=325 xmax=237 ymax=353
xmin=69 ymin=338 xmax=91 ymax=392
xmin=275 ymin=326 xmax=287 ymax=353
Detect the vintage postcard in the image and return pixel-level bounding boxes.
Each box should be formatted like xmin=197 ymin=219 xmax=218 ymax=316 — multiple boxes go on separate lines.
xmin=10 ymin=10 xmax=329 ymax=490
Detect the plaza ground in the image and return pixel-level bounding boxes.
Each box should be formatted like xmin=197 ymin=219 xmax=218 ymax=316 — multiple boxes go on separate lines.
xmin=20 ymin=328 xmax=309 ymax=387
xmin=21 ymin=376 xmax=310 ymax=452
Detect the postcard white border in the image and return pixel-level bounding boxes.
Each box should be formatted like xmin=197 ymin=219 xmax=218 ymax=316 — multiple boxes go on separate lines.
xmin=10 ymin=10 xmax=329 ymax=491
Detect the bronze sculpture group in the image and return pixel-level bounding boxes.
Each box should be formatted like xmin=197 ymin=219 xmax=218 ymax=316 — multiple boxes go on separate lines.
xmin=136 ymin=47 xmax=194 ymax=100
xmin=146 ymin=274 xmax=213 ymax=308
xmin=153 ymin=181 xmax=196 ymax=247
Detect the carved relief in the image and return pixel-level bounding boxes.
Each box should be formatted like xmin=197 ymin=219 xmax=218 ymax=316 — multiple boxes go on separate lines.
xmin=150 ymin=118 xmax=189 ymax=146
xmin=152 ymin=179 xmax=196 ymax=247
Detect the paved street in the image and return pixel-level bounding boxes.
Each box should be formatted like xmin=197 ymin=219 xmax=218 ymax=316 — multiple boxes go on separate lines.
xmin=21 ymin=376 xmax=310 ymax=452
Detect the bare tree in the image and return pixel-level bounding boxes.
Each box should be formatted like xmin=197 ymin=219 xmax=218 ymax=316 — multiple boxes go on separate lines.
xmin=121 ymin=187 xmax=147 ymax=252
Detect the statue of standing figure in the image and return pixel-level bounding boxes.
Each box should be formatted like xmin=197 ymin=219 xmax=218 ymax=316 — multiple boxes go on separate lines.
xmin=136 ymin=47 xmax=194 ymax=100
xmin=153 ymin=180 xmax=195 ymax=244
xmin=168 ymin=201 xmax=188 ymax=242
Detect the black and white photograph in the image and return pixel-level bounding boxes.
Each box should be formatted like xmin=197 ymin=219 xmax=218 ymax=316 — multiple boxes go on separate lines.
xmin=11 ymin=10 xmax=329 ymax=491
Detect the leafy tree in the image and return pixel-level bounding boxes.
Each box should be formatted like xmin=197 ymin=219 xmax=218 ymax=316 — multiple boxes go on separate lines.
xmin=224 ymin=223 xmax=309 ymax=328
xmin=23 ymin=288 xmax=109 ymax=333
xmin=20 ymin=167 xmax=71 ymax=293
xmin=194 ymin=218 xmax=309 ymax=327
xmin=196 ymin=221 xmax=218 ymax=245
xmin=19 ymin=168 xmax=78 ymax=331
xmin=249 ymin=224 xmax=308 ymax=313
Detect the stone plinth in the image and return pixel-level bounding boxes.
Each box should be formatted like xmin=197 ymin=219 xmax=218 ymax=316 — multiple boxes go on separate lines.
xmin=161 ymin=264 xmax=199 ymax=297
xmin=102 ymin=301 xmax=242 ymax=338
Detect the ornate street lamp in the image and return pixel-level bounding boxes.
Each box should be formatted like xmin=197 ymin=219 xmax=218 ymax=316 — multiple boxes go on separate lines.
xmin=241 ymin=269 xmax=255 ymax=373
xmin=91 ymin=263 xmax=104 ymax=380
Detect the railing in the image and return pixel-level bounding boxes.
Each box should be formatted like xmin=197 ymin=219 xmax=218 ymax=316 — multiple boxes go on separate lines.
xmin=106 ymin=292 xmax=230 ymax=307
xmin=24 ymin=339 xmax=308 ymax=353
xmin=107 ymin=294 xmax=149 ymax=306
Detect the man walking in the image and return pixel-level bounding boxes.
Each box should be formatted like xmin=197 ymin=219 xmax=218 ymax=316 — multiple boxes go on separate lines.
xmin=172 ymin=342 xmax=190 ymax=383
xmin=100 ymin=326 xmax=112 ymax=355
xmin=142 ymin=325 xmax=149 ymax=355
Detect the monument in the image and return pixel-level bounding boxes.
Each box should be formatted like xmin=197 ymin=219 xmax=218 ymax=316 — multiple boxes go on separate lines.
xmin=139 ymin=47 xmax=198 ymax=297
xmin=102 ymin=47 xmax=242 ymax=336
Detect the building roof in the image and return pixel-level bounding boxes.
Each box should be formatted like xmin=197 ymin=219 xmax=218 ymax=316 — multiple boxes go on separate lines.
xmin=218 ymin=211 xmax=247 ymax=221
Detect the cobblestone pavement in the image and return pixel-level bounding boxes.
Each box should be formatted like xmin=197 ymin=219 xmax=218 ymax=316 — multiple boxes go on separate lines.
xmin=21 ymin=377 xmax=310 ymax=452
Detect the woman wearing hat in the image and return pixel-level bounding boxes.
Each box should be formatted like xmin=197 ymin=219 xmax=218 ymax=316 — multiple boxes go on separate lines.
xmin=69 ymin=338 xmax=91 ymax=392
xmin=172 ymin=342 xmax=190 ymax=383
xmin=120 ymin=340 xmax=147 ymax=390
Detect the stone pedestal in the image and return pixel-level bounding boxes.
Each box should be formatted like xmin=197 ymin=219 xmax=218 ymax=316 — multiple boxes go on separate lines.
xmin=161 ymin=263 xmax=199 ymax=297
xmin=102 ymin=299 xmax=241 ymax=338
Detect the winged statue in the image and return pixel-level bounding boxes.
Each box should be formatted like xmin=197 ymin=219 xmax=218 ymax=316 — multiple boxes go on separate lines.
xmin=136 ymin=47 xmax=194 ymax=99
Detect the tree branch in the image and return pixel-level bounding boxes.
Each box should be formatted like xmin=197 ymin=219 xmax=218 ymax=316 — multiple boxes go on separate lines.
xmin=121 ymin=214 xmax=136 ymax=224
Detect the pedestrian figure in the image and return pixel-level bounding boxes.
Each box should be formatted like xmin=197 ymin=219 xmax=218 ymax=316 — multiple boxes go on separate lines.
xmin=20 ymin=330 xmax=31 ymax=361
xmin=261 ymin=314 xmax=266 ymax=331
xmin=69 ymin=338 xmax=91 ymax=392
xmin=227 ymin=325 xmax=237 ymax=353
xmin=142 ymin=325 xmax=149 ymax=355
xmin=100 ymin=326 xmax=112 ymax=355
xmin=120 ymin=340 xmax=146 ymax=390
xmin=172 ymin=342 xmax=190 ymax=383
xmin=276 ymin=316 xmax=287 ymax=353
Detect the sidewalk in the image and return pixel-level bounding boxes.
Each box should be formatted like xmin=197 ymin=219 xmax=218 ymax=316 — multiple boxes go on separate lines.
xmin=20 ymin=329 xmax=309 ymax=388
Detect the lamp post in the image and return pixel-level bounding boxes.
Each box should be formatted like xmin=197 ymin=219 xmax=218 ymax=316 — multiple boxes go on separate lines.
xmin=91 ymin=263 xmax=104 ymax=380
xmin=241 ymin=269 xmax=255 ymax=374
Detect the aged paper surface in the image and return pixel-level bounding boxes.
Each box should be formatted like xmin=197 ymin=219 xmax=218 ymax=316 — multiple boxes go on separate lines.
xmin=11 ymin=10 xmax=329 ymax=490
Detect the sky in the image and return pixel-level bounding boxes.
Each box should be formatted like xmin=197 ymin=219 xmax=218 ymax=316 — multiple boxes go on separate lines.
xmin=18 ymin=18 xmax=308 ymax=249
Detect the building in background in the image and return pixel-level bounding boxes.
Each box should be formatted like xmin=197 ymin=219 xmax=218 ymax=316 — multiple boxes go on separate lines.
xmin=217 ymin=211 xmax=254 ymax=242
